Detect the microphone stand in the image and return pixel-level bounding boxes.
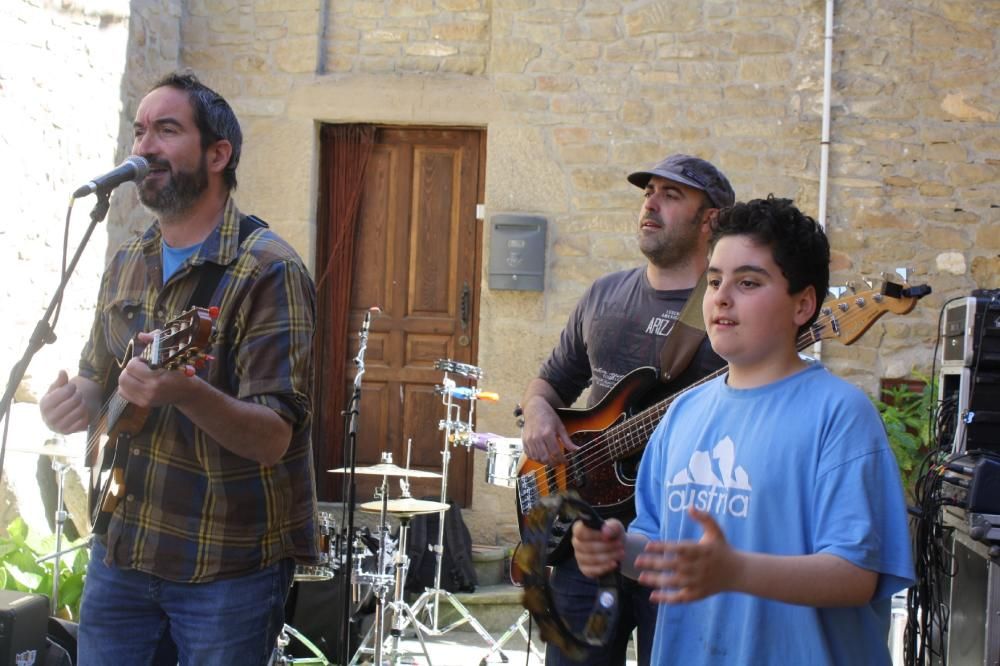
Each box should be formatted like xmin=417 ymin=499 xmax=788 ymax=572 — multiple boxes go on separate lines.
xmin=0 ymin=190 xmax=111 ymax=485
xmin=340 ymin=309 xmax=373 ymax=666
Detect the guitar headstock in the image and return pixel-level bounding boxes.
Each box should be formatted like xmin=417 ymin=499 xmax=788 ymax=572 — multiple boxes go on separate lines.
xmin=804 ymin=276 xmax=931 ymax=347
xmin=146 ymin=307 xmax=216 ymax=370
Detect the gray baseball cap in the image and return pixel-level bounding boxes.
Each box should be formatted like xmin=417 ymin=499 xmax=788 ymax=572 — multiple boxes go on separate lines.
xmin=627 ymin=154 xmax=735 ymax=209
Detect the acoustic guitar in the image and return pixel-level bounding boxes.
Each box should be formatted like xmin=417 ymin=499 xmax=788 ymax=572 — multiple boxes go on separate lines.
xmin=86 ymin=307 xmax=214 ymax=535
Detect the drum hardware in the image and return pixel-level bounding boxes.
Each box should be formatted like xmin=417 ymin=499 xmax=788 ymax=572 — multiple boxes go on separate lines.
xmin=330 ymin=461 xmax=443 ymax=479
xmin=24 ymin=446 xmax=91 ymax=615
xmin=404 ymin=361 xmax=505 ymax=660
xmin=293 ymin=511 xmax=340 ymax=582
xmin=433 ymin=359 xmax=483 ymax=380
xmin=450 ymin=431 xmax=525 ymax=492
xmin=349 ymin=441 xmax=435 ymax=665
xmin=269 ymin=624 xmax=330 ymax=665
xmin=336 ymin=306 xmax=378 ymax=666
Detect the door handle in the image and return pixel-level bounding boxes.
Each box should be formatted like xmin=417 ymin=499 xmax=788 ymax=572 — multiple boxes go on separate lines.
xmin=459 ymin=282 xmax=471 ymax=347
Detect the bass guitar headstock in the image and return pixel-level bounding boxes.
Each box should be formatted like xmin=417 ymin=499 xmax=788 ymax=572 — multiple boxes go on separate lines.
xmin=805 ymin=274 xmax=931 ymax=348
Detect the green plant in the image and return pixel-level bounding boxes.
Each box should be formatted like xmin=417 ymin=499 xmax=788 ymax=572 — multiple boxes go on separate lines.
xmin=872 ymin=372 xmax=936 ymax=500
xmin=0 ymin=517 xmax=88 ymax=619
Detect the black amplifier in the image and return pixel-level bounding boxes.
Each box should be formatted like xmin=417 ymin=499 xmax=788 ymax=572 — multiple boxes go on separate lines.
xmin=0 ymin=591 xmax=48 ymax=666
xmin=941 ymin=453 xmax=1000 ymax=517
xmin=941 ymin=290 xmax=1000 ymax=368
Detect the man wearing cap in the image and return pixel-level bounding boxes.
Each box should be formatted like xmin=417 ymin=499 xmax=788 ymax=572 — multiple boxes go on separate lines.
xmin=520 ymin=154 xmax=734 ymax=665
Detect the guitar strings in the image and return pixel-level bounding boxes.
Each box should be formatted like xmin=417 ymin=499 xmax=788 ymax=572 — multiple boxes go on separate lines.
xmin=524 ymin=301 xmax=861 ymax=495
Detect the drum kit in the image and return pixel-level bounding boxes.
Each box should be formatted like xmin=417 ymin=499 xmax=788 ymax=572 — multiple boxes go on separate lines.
xmin=271 ymin=353 xmax=537 ymax=666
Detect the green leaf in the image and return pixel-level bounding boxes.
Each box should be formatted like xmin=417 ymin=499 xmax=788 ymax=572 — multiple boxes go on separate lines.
xmin=4 ymin=562 xmax=43 ymax=591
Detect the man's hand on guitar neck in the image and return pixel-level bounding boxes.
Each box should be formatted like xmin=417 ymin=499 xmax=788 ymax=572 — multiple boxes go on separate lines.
xmin=39 ymin=370 xmax=101 ymax=434
xmin=520 ymin=378 xmax=578 ymax=466
xmin=116 ymin=332 xmax=197 ymax=409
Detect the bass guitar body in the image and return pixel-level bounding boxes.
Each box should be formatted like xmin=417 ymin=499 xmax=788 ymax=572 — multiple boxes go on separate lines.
xmin=514 ymin=366 xmax=668 ymax=563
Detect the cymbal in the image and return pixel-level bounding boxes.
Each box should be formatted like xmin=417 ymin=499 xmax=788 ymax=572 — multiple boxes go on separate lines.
xmin=359 ymin=497 xmax=451 ymax=517
xmin=8 ymin=440 xmax=81 ymax=458
xmin=328 ymin=462 xmax=442 ymax=479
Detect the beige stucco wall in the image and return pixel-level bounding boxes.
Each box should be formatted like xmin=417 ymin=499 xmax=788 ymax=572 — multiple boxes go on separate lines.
xmin=9 ymin=0 xmax=997 ymax=545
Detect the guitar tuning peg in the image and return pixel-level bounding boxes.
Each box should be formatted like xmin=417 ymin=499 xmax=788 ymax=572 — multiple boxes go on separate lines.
xmin=861 ymin=277 xmax=875 ymax=290
xmin=846 ymin=281 xmax=857 ymax=295
xmin=828 ymin=286 xmax=847 ymax=299
xmin=895 ymin=267 xmax=908 ymax=282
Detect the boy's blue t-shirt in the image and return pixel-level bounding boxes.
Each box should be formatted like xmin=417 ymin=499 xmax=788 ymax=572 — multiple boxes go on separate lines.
xmin=630 ymin=362 xmax=915 ymax=665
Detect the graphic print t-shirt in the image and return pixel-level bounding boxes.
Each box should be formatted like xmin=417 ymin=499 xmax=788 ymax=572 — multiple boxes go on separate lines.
xmin=539 ymin=267 xmax=722 ymax=407
xmin=630 ymin=364 xmax=916 ymax=665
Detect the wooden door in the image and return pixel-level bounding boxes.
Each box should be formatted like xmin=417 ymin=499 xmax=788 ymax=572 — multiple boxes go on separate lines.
xmin=341 ymin=127 xmax=484 ymax=506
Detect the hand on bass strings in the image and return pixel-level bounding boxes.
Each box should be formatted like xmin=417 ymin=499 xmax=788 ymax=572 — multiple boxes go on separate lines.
xmin=39 ymin=370 xmax=100 ymax=434
xmin=116 ymin=331 xmax=197 ymax=409
xmin=520 ymin=398 xmax=578 ymax=466
xmin=635 ymin=506 xmax=738 ymax=604
xmin=572 ymin=517 xmax=625 ymax=578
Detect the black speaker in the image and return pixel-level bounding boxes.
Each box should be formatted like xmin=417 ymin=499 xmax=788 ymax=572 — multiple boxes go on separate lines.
xmin=938 ymin=366 xmax=1000 ymax=455
xmin=0 ymin=591 xmax=48 ymax=666
xmin=284 ymin=575 xmax=373 ymax=661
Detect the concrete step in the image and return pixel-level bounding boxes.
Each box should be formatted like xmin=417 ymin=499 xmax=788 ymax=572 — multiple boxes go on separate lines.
xmin=408 ymin=583 xmax=526 ymax=635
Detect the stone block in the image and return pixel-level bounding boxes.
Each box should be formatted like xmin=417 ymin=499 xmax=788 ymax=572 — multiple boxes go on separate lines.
xmin=947 ymin=163 xmax=997 ymax=186
xmin=730 ymin=32 xmax=794 ymax=54
xmin=940 ymin=92 xmax=996 ymax=123
xmin=440 ymin=55 xmax=486 ymax=75
xmin=555 ymin=143 xmax=608 ymax=164
xmin=976 ymin=223 xmax=1000 ymax=249
xmin=491 ymin=39 xmax=540 ymax=74
xmin=624 ymin=1 xmax=701 ymax=36
xmin=936 ymin=252 xmax=967 ymax=275
xmin=971 ymin=257 xmax=1000 ymax=289
xmin=273 ymin=36 xmax=317 ymax=73
xmin=432 ymin=20 xmax=488 ymax=42
xmin=737 ymin=56 xmax=791 ymax=84
xmin=917 ymin=182 xmax=955 ymax=198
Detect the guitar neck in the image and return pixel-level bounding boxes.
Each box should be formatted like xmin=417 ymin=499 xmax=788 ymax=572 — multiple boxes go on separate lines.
xmin=598 ymin=324 xmax=833 ymax=463
xmin=105 ymin=393 xmax=129 ymax=433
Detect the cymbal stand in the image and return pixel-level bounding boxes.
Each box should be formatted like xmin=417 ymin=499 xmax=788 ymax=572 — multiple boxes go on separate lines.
xmin=339 ymin=308 xmax=375 ymax=666
xmin=408 ymin=362 xmax=502 ymax=655
xmin=35 ymin=456 xmax=89 ymax=615
xmin=350 ymin=466 xmax=431 ymax=666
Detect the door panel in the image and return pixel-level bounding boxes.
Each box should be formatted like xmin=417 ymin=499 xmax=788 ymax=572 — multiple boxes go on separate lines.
xmin=341 ymin=127 xmax=484 ymax=506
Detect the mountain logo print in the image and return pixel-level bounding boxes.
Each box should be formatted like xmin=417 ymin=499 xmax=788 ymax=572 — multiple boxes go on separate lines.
xmin=665 ymin=436 xmax=752 ymax=518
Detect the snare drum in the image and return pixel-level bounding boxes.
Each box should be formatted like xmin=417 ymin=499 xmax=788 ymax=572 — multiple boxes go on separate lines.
xmin=485 ymin=437 xmax=523 ymax=488
xmin=294 ymin=511 xmax=338 ymax=582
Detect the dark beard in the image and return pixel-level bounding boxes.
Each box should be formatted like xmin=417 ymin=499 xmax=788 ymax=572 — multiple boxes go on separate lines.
xmin=138 ymin=153 xmax=209 ymax=216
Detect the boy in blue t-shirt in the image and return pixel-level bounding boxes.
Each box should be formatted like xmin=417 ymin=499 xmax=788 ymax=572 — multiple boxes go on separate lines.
xmin=572 ymin=196 xmax=915 ymax=665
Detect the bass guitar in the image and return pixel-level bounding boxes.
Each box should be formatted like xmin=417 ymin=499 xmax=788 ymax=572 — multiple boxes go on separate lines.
xmin=86 ymin=307 xmax=215 ymax=535
xmin=515 ymin=277 xmax=931 ymax=564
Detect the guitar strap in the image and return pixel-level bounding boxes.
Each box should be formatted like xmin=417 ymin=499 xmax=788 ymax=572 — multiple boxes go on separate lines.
xmin=186 ymin=214 xmax=268 ymax=309
xmin=658 ymin=272 xmax=709 ymax=384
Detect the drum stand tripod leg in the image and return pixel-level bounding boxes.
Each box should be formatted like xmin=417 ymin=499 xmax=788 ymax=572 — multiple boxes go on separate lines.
xmin=409 ymin=587 xmax=504 ymax=658
xmin=478 ymin=610 xmax=543 ymax=665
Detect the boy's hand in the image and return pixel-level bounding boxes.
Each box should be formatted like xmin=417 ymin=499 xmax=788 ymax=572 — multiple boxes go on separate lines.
xmin=572 ymin=517 xmax=625 ymax=578
xmin=635 ymin=506 xmax=740 ymax=603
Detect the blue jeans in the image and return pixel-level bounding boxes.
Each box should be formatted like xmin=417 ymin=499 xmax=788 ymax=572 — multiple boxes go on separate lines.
xmin=79 ymin=540 xmax=294 ymax=666
xmin=545 ymin=557 xmax=655 ymax=666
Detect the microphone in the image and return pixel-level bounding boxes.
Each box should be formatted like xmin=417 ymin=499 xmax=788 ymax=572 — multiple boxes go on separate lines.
xmin=72 ymin=156 xmax=150 ymax=198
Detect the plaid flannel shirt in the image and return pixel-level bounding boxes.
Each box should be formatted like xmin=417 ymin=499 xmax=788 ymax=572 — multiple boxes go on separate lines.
xmin=80 ymin=198 xmax=319 ymax=582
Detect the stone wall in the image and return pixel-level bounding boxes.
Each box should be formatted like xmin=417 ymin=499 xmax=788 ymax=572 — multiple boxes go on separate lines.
xmin=12 ymin=0 xmax=996 ymax=545
xmin=1 ymin=0 xmax=130 ymax=535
